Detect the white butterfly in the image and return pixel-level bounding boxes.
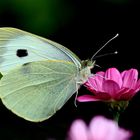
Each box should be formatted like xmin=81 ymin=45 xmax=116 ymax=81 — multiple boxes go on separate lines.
xmin=0 ymin=28 xmax=94 ymax=122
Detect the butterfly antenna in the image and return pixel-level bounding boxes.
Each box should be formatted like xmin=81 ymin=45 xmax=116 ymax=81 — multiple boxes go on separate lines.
xmin=91 ymin=33 xmax=119 ymax=61
xmin=94 ymin=51 xmax=118 ymax=59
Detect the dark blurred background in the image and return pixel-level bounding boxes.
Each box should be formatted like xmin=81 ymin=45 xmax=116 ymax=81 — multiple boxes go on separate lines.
xmin=0 ymin=0 xmax=140 ymax=140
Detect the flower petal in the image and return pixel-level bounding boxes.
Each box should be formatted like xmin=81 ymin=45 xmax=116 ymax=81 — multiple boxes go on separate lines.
xmin=93 ymin=71 xmax=105 ymax=91
xmin=69 ymin=120 xmax=88 ymax=140
xmin=102 ymin=80 xmax=120 ymax=98
xmin=77 ymin=95 xmax=101 ymax=102
xmin=116 ymin=128 xmax=132 ymax=140
xmin=82 ymin=68 xmax=140 ymax=102
xmin=116 ymin=87 xmax=137 ymax=100
xmin=85 ymin=71 xmax=105 ymax=92
xmin=114 ymin=88 xmax=131 ymax=100
xmin=89 ymin=116 xmax=131 ymax=140
xmin=135 ymin=79 xmax=140 ymax=92
xmin=105 ymin=68 xmax=122 ymax=88
xmin=121 ymin=69 xmax=138 ymax=89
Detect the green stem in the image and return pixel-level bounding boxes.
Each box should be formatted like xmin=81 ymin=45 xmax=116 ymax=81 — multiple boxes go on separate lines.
xmin=107 ymin=101 xmax=129 ymax=123
xmin=113 ymin=110 xmax=121 ymax=123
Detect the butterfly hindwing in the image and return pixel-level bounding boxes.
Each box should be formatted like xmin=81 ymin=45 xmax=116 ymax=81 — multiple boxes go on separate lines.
xmin=0 ymin=60 xmax=78 ymax=122
xmin=0 ymin=27 xmax=81 ymax=74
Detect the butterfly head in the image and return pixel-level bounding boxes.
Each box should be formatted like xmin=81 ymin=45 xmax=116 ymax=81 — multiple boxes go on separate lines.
xmin=81 ymin=60 xmax=95 ymax=70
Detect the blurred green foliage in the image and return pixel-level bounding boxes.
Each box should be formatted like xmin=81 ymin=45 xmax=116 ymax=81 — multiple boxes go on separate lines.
xmin=0 ymin=0 xmax=75 ymax=35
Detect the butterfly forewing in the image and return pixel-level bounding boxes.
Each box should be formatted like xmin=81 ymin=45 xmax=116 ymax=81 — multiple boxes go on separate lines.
xmin=0 ymin=60 xmax=78 ymax=122
xmin=0 ymin=27 xmax=81 ymax=74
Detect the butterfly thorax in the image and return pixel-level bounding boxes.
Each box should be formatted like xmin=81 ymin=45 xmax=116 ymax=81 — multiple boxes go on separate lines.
xmin=77 ymin=60 xmax=95 ymax=85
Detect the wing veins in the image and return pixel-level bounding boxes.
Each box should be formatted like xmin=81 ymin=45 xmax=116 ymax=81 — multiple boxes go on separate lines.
xmin=4 ymin=77 xmax=73 ymax=111
xmin=1 ymin=76 xmax=73 ymax=98
xmin=54 ymin=78 xmax=76 ymax=112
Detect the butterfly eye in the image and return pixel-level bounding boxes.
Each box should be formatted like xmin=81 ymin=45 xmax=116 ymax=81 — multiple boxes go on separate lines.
xmin=16 ymin=49 xmax=28 ymax=57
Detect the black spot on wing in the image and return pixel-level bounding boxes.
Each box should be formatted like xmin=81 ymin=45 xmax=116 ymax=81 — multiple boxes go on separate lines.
xmin=16 ymin=49 xmax=28 ymax=57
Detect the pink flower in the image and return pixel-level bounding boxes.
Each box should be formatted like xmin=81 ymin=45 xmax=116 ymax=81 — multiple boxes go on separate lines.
xmin=78 ymin=68 xmax=140 ymax=102
xmin=68 ymin=116 xmax=131 ymax=140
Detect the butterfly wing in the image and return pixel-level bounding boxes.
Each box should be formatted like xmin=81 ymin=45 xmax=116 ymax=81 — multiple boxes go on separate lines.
xmin=0 ymin=60 xmax=78 ymax=122
xmin=0 ymin=27 xmax=81 ymax=74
